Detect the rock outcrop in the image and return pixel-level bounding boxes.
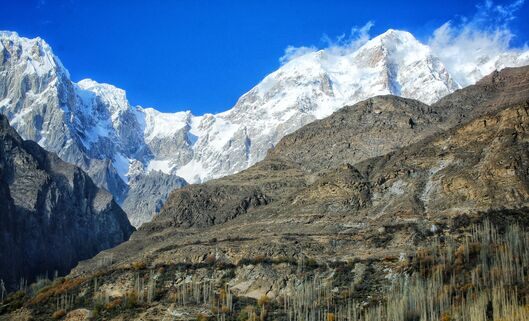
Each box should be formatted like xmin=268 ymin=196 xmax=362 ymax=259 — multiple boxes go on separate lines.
xmin=0 ymin=115 xmax=134 ymax=291
xmin=121 ymin=171 xmax=187 ymax=227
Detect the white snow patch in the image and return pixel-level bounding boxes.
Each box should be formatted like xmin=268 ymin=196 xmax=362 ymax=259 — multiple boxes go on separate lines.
xmin=147 ymin=159 xmax=174 ymax=174
xmin=420 ymin=159 xmax=451 ymax=207
xmin=389 ymin=179 xmax=407 ymax=196
xmin=174 ymin=159 xmax=207 ymax=183
xmin=140 ymin=107 xmax=190 ymax=142
xmin=207 ymin=118 xmax=240 ymax=151
xmin=77 ymin=79 xmax=130 ymax=117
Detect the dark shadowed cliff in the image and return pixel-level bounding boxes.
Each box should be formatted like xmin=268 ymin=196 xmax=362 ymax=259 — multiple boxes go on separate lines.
xmin=0 ymin=115 xmax=134 ymax=291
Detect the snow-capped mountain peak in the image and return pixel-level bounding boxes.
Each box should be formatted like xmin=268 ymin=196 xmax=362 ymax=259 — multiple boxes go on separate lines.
xmin=0 ymin=31 xmax=68 ymax=79
xmin=77 ymin=78 xmax=131 ymax=115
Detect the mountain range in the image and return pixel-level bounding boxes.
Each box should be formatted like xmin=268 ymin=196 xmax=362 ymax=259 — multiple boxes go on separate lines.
xmin=1 ymin=29 xmax=528 ymax=227
xmin=2 ymin=65 xmax=524 ymax=321
xmin=93 ymin=65 xmax=529 ymax=265
xmin=0 ymin=22 xmax=529 ymax=320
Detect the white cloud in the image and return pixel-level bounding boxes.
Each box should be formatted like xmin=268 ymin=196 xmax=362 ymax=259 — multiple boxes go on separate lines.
xmin=322 ymin=21 xmax=374 ymax=55
xmin=279 ymin=21 xmax=374 ymax=64
xmin=428 ymin=0 xmax=528 ymax=85
xmin=279 ymin=46 xmax=317 ymax=65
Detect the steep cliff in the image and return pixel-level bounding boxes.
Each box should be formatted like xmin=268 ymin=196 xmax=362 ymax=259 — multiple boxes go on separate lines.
xmin=0 ymin=115 xmax=134 ymax=291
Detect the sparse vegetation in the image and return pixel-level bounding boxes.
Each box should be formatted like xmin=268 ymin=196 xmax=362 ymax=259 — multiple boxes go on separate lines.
xmin=257 ymin=295 xmax=269 ymax=307
xmin=237 ymin=255 xmax=297 ymax=266
xmin=104 ymin=297 xmax=122 ymax=310
xmin=197 ymin=313 xmax=211 ymax=321
xmin=0 ymin=290 xmax=27 ymax=314
xmin=123 ymin=290 xmax=139 ymax=309
xmin=238 ymin=305 xmax=258 ymax=321
xmin=31 ymin=276 xmax=86 ymax=304
xmin=278 ymin=221 xmax=529 ymax=321
xmin=30 ymin=276 xmax=52 ymax=296
xmin=2 ymin=220 xmax=527 ymax=321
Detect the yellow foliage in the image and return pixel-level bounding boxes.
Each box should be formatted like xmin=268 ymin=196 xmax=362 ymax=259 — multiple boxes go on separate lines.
xmin=52 ymin=309 xmax=66 ymax=319
xmin=105 ymin=298 xmax=122 ymax=310
xmin=31 ymin=277 xmax=87 ymax=304
xmin=440 ymin=312 xmax=452 ymax=321
xmin=258 ymin=294 xmax=269 ymax=306
xmin=131 ymin=261 xmax=147 ymax=270
xmin=196 ymin=313 xmax=210 ymax=321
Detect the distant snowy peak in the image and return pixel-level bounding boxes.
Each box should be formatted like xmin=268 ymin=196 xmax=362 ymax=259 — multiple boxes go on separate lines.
xmin=0 ymin=31 xmax=68 ymax=78
xmin=77 ymin=79 xmax=131 ymax=115
xmin=225 ymin=29 xmax=457 ymax=127
xmin=455 ymin=50 xmax=529 ymax=87
xmin=353 ymin=30 xmax=459 ymax=102
xmin=75 ymin=78 xmax=197 ymax=144
xmin=360 ymin=29 xmax=423 ymax=51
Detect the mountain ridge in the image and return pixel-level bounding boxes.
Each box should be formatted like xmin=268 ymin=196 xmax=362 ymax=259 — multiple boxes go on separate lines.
xmin=1 ymin=30 xmax=528 ymax=227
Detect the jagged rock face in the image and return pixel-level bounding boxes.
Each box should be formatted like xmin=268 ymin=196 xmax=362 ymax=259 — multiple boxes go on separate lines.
xmin=121 ymin=171 xmax=187 ymax=227
xmin=72 ymin=66 xmax=529 ymax=278
xmin=0 ymin=32 xmax=130 ymax=200
xmin=268 ymin=96 xmax=442 ymax=173
xmin=357 ymin=103 xmax=529 ymax=220
xmin=0 ymin=115 xmax=134 ymax=291
xmin=0 ymin=32 xmax=187 ymax=227
xmin=150 ymin=158 xmax=308 ymax=230
xmin=432 ymin=66 xmax=529 ymax=126
xmin=1 ymin=30 xmax=528 ymax=227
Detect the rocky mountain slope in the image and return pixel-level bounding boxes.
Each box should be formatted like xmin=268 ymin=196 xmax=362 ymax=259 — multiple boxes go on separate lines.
xmin=71 ymin=67 xmax=529 ymax=280
xmin=96 ymin=66 xmax=529 ymax=263
xmin=2 ymin=30 xmax=528 ymax=227
xmin=0 ymin=114 xmax=134 ymax=292
xmin=1 ymin=66 xmax=528 ymax=321
xmin=269 ymin=66 xmax=529 ymax=172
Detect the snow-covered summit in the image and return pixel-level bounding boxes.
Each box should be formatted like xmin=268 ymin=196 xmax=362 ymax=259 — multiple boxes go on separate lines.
xmin=0 ymin=31 xmax=69 ymax=78
xmin=138 ymin=107 xmax=193 ymax=142
xmin=77 ymin=79 xmax=131 ymax=115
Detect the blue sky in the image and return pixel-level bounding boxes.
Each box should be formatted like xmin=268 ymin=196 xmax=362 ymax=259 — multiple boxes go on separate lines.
xmin=2 ymin=0 xmax=528 ymax=114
